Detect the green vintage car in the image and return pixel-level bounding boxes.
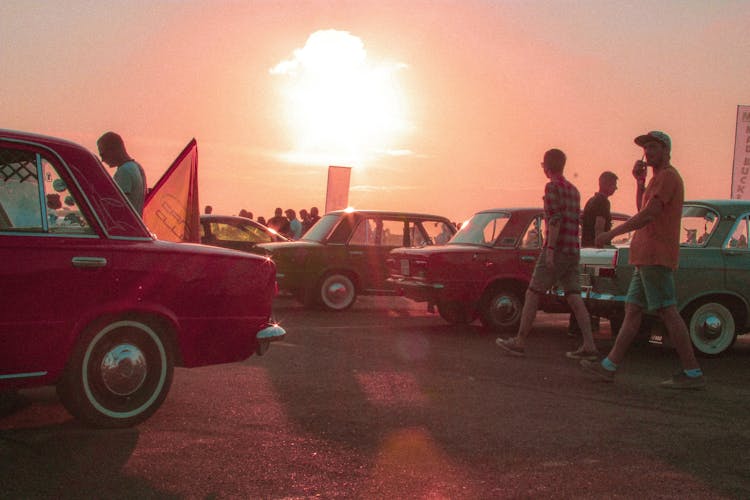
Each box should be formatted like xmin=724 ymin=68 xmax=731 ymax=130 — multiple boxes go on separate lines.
xmin=581 ymin=199 xmax=750 ymax=356
xmin=257 ymin=209 xmax=456 ymax=311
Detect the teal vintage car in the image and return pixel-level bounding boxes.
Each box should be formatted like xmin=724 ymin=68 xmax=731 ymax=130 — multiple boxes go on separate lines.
xmin=581 ymin=199 xmax=750 ymax=356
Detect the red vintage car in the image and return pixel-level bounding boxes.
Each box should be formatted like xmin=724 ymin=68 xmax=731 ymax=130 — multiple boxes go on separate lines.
xmin=387 ymin=207 xmax=628 ymax=332
xmin=0 ymin=129 xmax=285 ymax=427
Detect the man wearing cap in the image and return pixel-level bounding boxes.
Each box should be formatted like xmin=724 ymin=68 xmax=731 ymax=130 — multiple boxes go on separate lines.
xmin=496 ymin=148 xmax=599 ymax=360
xmin=580 ymin=131 xmax=705 ymax=389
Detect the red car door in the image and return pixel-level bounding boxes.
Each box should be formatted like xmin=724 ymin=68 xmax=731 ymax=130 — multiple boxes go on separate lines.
xmin=0 ymin=146 xmax=115 ymax=386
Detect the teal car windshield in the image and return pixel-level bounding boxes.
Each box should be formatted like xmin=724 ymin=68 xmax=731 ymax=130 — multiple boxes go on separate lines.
xmin=680 ymin=205 xmax=719 ymax=247
xmin=450 ymin=212 xmax=510 ymax=246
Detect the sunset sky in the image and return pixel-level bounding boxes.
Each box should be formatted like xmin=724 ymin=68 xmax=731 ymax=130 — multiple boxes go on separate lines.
xmin=3 ymin=0 xmax=749 ymax=223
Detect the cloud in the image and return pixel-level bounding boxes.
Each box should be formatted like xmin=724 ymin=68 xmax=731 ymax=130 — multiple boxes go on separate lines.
xmin=384 ymin=149 xmax=414 ymax=157
xmin=270 ymin=30 xmax=368 ymax=76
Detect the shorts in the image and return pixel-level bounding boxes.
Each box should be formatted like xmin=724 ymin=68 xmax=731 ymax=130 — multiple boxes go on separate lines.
xmin=528 ymin=251 xmax=581 ymax=295
xmin=625 ymin=265 xmax=677 ymax=311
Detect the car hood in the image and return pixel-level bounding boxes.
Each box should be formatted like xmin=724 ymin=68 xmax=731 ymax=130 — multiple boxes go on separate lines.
xmin=257 ymin=240 xmax=323 ymax=253
xmin=390 ymin=243 xmax=496 ymax=257
xmin=153 ymin=239 xmax=272 ymax=261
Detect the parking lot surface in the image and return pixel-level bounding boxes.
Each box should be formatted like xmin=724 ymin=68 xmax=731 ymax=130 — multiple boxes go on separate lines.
xmin=2 ymin=296 xmax=750 ymax=498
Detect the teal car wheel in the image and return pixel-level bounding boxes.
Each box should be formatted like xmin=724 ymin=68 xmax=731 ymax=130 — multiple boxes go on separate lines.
xmin=686 ymin=302 xmax=737 ymax=357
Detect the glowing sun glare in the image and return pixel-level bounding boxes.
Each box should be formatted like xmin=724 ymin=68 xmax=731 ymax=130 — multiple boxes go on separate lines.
xmin=271 ymin=30 xmax=410 ymax=166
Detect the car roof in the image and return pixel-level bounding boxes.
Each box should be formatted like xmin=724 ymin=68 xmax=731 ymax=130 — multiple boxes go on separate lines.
xmin=474 ymin=207 xmax=542 ymax=215
xmin=686 ymin=199 xmax=750 ymax=212
xmin=1 ymin=128 xmax=85 ymax=150
xmin=200 ymin=214 xmax=256 ymax=223
xmin=327 ymin=209 xmax=453 ymax=221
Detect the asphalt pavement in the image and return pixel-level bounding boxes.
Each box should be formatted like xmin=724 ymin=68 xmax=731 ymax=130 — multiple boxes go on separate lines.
xmin=2 ymin=296 xmax=750 ymax=499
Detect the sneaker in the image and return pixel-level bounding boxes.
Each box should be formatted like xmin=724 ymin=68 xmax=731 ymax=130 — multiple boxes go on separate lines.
xmin=495 ymin=337 xmax=525 ymax=357
xmin=659 ymin=372 xmax=706 ymax=390
xmin=580 ymin=359 xmax=615 ymax=382
xmin=565 ymin=347 xmax=599 ymax=361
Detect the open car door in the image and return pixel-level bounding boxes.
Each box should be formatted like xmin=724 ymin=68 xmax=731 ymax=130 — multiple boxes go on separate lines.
xmin=143 ymin=139 xmax=200 ymax=243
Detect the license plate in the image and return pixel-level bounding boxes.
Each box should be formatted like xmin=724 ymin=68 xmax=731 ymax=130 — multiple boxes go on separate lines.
xmin=400 ymin=259 xmax=410 ymax=276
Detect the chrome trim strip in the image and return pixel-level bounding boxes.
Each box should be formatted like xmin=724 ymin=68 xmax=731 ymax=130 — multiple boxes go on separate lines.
xmin=72 ymin=256 xmax=108 ymax=268
xmin=0 ymin=371 xmax=47 ymax=380
xmin=36 ymin=153 xmax=49 ymax=231
xmin=0 ymin=231 xmax=99 ymax=239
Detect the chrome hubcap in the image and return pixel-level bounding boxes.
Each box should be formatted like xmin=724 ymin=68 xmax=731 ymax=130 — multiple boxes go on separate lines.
xmin=492 ymin=296 xmax=519 ymax=323
xmin=101 ymin=343 xmax=147 ymax=396
xmin=699 ymin=314 xmax=723 ymax=341
xmin=325 ymin=281 xmax=351 ymax=306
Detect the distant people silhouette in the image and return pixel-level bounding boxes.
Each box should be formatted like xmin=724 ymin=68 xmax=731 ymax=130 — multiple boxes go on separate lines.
xmin=309 ymin=206 xmax=321 ymax=226
xmin=267 ymin=207 xmax=291 ymax=237
xmin=300 ymin=208 xmax=313 ymax=235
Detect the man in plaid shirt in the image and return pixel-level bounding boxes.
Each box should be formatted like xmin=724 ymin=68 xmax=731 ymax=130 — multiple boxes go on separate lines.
xmin=496 ymin=149 xmax=599 ymax=359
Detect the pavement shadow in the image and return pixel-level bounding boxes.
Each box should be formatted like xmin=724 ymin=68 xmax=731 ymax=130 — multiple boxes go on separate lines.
xmin=0 ymin=398 xmax=178 ymax=499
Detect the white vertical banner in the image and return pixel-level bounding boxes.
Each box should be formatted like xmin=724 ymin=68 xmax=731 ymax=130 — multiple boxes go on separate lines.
xmin=732 ymin=105 xmax=750 ymax=200
xmin=325 ymin=165 xmax=352 ymax=214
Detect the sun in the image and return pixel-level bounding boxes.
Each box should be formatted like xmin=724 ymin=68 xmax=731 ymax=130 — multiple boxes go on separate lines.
xmin=271 ymin=30 xmax=410 ymax=167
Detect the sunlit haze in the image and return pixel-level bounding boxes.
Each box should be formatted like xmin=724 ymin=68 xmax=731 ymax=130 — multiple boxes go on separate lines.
xmin=271 ymin=30 xmax=410 ymax=168
xmin=2 ymin=0 xmax=749 ymax=223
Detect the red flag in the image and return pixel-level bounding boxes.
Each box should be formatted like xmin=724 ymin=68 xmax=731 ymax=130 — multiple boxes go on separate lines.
xmin=325 ymin=165 xmax=351 ymax=214
xmin=143 ymin=139 xmax=200 ymax=243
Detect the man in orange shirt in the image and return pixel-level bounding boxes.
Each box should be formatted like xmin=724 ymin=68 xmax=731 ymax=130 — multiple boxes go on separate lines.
xmin=580 ymin=131 xmax=704 ymax=389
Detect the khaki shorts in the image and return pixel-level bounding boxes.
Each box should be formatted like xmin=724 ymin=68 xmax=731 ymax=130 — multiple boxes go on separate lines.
xmin=528 ymin=251 xmax=581 ymax=295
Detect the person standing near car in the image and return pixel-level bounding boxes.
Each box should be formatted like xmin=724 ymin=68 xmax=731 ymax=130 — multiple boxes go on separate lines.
xmin=286 ymin=208 xmax=302 ymax=239
xmin=267 ymin=207 xmax=291 ymax=237
xmin=581 ymin=171 xmax=618 ymax=247
xmin=309 ymin=206 xmax=321 ymax=226
xmin=97 ymin=131 xmax=147 ymax=216
xmin=569 ymin=171 xmax=619 ymax=336
xmin=496 ymin=149 xmax=599 ymax=360
xmin=300 ymin=208 xmax=313 ymax=234
xmin=581 ymin=131 xmax=705 ymax=389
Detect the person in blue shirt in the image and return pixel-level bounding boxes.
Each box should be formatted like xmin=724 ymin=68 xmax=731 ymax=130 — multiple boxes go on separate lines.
xmin=97 ymin=131 xmax=147 ymax=216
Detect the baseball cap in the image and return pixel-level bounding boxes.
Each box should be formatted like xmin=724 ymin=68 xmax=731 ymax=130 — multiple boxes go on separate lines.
xmin=634 ymin=131 xmax=671 ymax=152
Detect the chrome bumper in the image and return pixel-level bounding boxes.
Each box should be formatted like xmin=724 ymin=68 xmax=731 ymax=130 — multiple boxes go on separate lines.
xmin=255 ymin=323 xmax=287 ymax=356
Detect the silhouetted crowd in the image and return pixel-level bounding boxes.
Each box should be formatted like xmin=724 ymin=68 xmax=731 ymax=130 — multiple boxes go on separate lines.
xmin=205 ymin=204 xmax=321 ymax=240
